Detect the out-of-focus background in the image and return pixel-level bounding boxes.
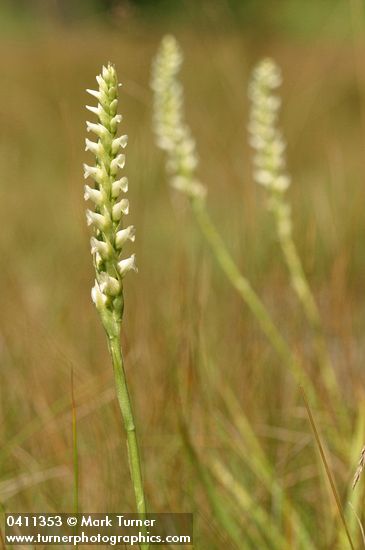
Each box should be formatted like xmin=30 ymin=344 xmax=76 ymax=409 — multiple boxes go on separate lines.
xmin=1 ymin=1 xmax=365 ymax=548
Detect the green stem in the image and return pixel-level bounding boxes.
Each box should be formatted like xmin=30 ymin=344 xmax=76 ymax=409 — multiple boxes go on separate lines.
xmin=71 ymin=368 xmax=79 ymax=517
xmin=71 ymin=368 xmax=79 ymax=548
xmin=272 ymin=198 xmax=350 ymax=432
xmin=276 ymin=222 xmax=341 ymax=402
xmin=191 ymin=198 xmax=316 ymax=401
xmin=108 ymin=335 xmax=149 ymax=550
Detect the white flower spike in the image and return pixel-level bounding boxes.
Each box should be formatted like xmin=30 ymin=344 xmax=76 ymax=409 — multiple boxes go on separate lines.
xmin=84 ymin=63 xmax=137 ymax=328
xmin=248 ymin=58 xmax=292 ymax=236
xmin=151 ymin=35 xmax=206 ymax=200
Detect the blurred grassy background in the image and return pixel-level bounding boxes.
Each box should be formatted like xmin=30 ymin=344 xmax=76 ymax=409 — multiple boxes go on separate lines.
xmin=1 ymin=0 xmax=365 ymax=548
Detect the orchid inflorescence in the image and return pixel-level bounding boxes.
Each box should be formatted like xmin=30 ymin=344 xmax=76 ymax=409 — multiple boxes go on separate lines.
xmin=248 ymin=58 xmax=292 ymax=239
xmin=150 ymin=35 xmax=206 ymax=200
xmin=84 ymin=63 xmax=137 ymax=334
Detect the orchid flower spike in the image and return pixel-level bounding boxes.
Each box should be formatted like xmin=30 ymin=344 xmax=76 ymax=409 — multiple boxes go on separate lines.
xmin=84 ymin=63 xmax=136 ymax=333
xmin=248 ymin=58 xmax=292 ymax=239
xmin=150 ymin=35 xmax=206 ymax=200
xmin=248 ymin=58 xmax=291 ymax=195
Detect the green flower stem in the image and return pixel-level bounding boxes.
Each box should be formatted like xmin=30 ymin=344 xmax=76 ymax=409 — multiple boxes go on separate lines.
xmin=274 ymin=209 xmax=340 ymax=397
xmin=248 ymin=59 xmax=343 ymax=413
xmin=191 ymin=198 xmax=316 ymax=401
xmin=108 ymin=333 xmax=149 ymax=550
xmin=71 ymin=369 xmax=79 ymax=516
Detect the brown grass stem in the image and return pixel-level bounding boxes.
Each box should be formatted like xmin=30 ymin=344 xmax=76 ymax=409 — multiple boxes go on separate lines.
xmin=300 ymin=385 xmax=355 ymax=550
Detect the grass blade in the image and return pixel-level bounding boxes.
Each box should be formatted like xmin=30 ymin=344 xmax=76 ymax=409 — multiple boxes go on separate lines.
xmin=300 ymin=386 xmax=355 ymax=550
xmin=71 ymin=367 xmax=79 ymax=516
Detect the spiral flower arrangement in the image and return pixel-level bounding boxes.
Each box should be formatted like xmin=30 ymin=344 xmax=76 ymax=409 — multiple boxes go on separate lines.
xmin=84 ymin=63 xmax=137 ymax=336
xmin=151 ymin=35 xmax=206 ymax=200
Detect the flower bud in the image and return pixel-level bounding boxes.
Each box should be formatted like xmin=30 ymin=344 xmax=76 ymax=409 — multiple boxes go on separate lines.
xmin=99 ymin=273 xmax=121 ymax=296
xmin=91 ymin=281 xmax=107 ymax=309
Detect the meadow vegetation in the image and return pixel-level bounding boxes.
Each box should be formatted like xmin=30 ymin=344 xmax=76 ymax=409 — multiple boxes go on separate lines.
xmin=1 ymin=4 xmax=365 ymax=548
